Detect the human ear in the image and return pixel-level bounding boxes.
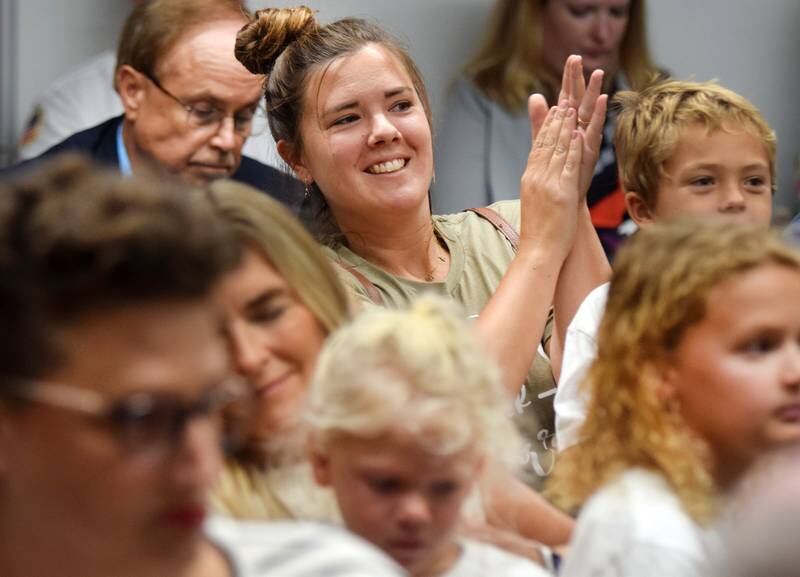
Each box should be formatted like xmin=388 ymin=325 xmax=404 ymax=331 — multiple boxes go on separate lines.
xmin=277 ymin=140 xmax=313 ymax=185
xmin=116 ymin=65 xmax=147 ymax=120
xmin=309 ymin=437 xmax=333 ymax=486
xmin=646 ymin=360 xmax=678 ymax=406
xmin=625 ymin=191 xmax=657 ymax=226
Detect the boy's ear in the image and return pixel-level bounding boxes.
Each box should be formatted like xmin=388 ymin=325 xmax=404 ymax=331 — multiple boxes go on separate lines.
xmin=625 ymin=191 xmax=657 ymax=226
xmin=277 ymin=140 xmax=313 ymax=185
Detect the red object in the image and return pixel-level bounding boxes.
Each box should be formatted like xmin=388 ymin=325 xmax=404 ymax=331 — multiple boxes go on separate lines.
xmin=590 ymin=187 xmax=627 ymax=229
xmin=161 ymin=505 xmax=207 ymax=530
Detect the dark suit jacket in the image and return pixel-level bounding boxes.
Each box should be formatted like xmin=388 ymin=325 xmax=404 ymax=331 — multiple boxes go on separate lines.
xmin=4 ymin=115 xmax=304 ymax=214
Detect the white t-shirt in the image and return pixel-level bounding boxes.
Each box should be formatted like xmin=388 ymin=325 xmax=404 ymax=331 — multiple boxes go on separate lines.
xmin=17 ymin=51 xmax=281 ymax=168
xmin=554 ymin=282 xmax=609 ymax=451
xmin=206 ymin=515 xmax=405 ymax=577
xmin=560 ymin=469 xmax=711 ymax=577
xmin=444 ymin=539 xmax=550 ymax=577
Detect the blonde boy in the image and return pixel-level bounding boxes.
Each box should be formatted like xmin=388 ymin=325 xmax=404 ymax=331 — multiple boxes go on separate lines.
xmin=555 ymin=79 xmax=776 ymax=451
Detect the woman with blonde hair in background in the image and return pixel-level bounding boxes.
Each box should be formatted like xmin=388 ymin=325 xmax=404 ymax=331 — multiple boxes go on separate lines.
xmin=549 ymin=220 xmax=800 ymax=576
xmin=435 ymin=0 xmax=660 ymax=257
xmin=208 ymin=179 xmax=350 ymax=521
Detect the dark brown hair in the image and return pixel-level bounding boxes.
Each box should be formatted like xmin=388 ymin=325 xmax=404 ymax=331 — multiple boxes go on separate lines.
xmin=0 ymin=154 xmax=239 ymax=385
xmin=235 ymin=6 xmax=432 ymax=242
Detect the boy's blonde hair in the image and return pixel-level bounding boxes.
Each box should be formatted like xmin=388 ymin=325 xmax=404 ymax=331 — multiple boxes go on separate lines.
xmin=548 ymin=220 xmax=800 ymax=523
xmin=308 ymin=296 xmax=520 ymax=466
xmin=614 ymin=79 xmax=777 ymax=208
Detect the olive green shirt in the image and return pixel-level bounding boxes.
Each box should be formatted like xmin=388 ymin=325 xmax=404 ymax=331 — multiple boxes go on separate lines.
xmin=325 ymin=200 xmax=557 ymax=487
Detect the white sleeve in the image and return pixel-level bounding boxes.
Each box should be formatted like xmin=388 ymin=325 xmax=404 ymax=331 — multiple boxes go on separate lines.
xmin=18 ymin=52 xmax=122 ymax=159
xmin=207 ymin=517 xmax=406 ymax=577
xmin=559 ymin=471 xmax=706 ymax=577
xmin=447 ymin=540 xmax=551 ymax=577
xmin=554 ymin=284 xmax=608 ymax=451
xmin=18 ymin=86 xmax=96 ymax=159
xmin=562 ymin=544 xmax=702 ymax=577
xmin=560 ymin=509 xmax=699 ymax=577
xmin=431 ymin=77 xmax=492 ymax=214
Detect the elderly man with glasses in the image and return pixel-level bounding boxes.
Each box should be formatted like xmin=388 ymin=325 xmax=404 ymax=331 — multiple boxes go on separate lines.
xmin=9 ymin=0 xmax=302 ymax=211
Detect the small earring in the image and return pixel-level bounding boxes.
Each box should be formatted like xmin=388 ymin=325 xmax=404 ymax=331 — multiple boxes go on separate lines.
xmin=304 ymin=182 xmax=313 ymax=200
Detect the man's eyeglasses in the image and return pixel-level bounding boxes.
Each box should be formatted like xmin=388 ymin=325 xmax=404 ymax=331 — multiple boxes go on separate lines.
xmin=142 ymin=71 xmax=267 ymax=137
xmin=3 ymin=376 xmax=254 ymax=458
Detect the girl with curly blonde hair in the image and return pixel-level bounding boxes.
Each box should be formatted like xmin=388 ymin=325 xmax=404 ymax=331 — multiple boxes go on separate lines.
xmin=549 ymin=220 xmax=800 ymax=576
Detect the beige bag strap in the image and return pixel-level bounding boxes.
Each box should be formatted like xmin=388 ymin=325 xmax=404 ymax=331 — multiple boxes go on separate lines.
xmin=336 ymin=261 xmax=385 ymax=306
xmin=465 ymin=207 xmax=520 ymax=251
xmin=468 ymin=207 xmax=555 ymax=352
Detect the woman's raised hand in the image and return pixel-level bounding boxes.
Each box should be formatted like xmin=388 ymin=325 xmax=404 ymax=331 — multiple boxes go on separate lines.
xmin=518 ymin=98 xmax=583 ymax=261
xmin=560 ymin=56 xmax=608 ymax=200
xmin=531 ymin=55 xmax=608 ymax=202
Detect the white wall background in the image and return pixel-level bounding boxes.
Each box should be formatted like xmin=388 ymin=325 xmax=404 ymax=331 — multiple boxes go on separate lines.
xmin=252 ymin=0 xmax=491 ymax=134
xmin=8 ymin=0 xmax=800 ymax=212
xmin=12 ymin=0 xmax=129 ymax=137
xmin=647 ymin=0 xmax=800 ymax=219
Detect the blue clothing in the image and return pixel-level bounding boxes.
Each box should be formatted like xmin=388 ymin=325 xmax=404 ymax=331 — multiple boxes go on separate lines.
xmin=115 ymin=122 xmax=132 ymax=176
xmin=5 ymin=116 xmax=303 ymax=214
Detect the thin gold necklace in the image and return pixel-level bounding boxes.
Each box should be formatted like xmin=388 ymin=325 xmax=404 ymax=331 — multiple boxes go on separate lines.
xmin=424 ymin=233 xmax=448 ymax=282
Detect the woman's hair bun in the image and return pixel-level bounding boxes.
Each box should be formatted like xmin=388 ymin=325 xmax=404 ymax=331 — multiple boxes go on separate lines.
xmin=235 ymin=6 xmax=317 ymax=75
